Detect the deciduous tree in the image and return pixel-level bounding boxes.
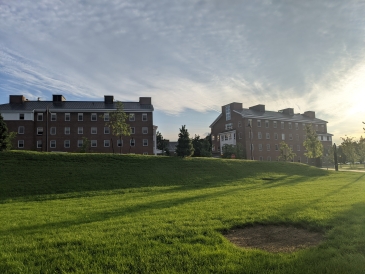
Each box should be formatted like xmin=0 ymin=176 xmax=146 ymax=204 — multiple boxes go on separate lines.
xmin=303 ymin=125 xmax=323 ymax=161
xmin=279 ymin=141 xmax=296 ymax=162
xmin=340 ymin=136 xmax=358 ymax=165
xmin=0 ymin=114 xmax=16 ymax=151
xmin=106 ymin=102 xmax=130 ymax=154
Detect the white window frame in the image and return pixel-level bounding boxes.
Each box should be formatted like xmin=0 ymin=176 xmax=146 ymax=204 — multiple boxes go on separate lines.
xmin=91 ymin=127 xmax=97 ymax=134
xmin=275 ymin=144 xmax=279 ymax=151
xmin=297 ymin=145 xmax=300 ymax=151
xmin=104 ymin=113 xmax=109 ymax=121
xmin=143 ymin=139 xmax=148 ymax=146
xmin=130 ymin=139 xmax=135 ymax=146
xmin=37 ymin=113 xmax=43 ymax=121
xmin=274 ymin=133 xmax=278 ymax=140
xmin=65 ymin=113 xmax=70 ymax=121
xmin=129 ymin=113 xmax=135 ymax=121
xmin=267 ymin=144 xmax=270 ymax=151
xmin=117 ymin=139 xmax=122 ymax=147
xmin=51 ymin=113 xmax=57 ymax=121
xmin=142 ymin=127 xmax=148 ymax=134
xmin=258 ymin=132 xmax=262 ymax=139
xmin=64 ymin=127 xmax=70 ymax=135
xmin=91 ymin=113 xmax=97 ymax=121
xmin=265 ymin=120 xmax=269 ymax=128
xmin=37 ymin=127 xmax=44 ymax=135
xmin=19 ymin=113 xmax=24 ymax=120
xmin=281 ymin=122 xmax=284 ymax=129
xmin=18 ymin=126 xmax=24 ymax=134
xmin=18 ymin=140 xmax=24 ymax=148
xmin=37 ymin=140 xmax=42 ymax=148
xmin=91 ymin=140 xmax=97 ymax=147
xmin=50 ymin=140 xmax=56 ymax=148
xmin=131 ymin=127 xmax=135 ymax=134
xmin=273 ymin=121 xmax=277 ymax=128
xmin=258 ymin=144 xmax=262 ymax=151
xmin=289 ymin=134 xmax=293 ymax=140
xmin=104 ymin=127 xmax=110 ymax=134
xmin=142 ymin=113 xmax=147 ymax=121
xmin=266 ymin=133 xmax=270 ymax=139
xmin=50 ymin=127 xmax=56 ymax=135
xmin=282 ymin=133 xmax=285 ymax=140
xmin=225 ymin=105 xmax=231 ymax=121
xmin=64 ymin=140 xmax=70 ymax=148
xmin=289 ymin=122 xmax=292 ymax=129
xmin=78 ymin=113 xmax=83 ymax=121
xmin=104 ymin=140 xmax=110 ymax=147
xmin=78 ymin=127 xmax=83 ymax=134
xmin=257 ymin=120 xmax=261 ymax=127
xmin=77 ymin=140 xmax=83 ymax=147
xmin=295 ymin=123 xmax=299 ymax=130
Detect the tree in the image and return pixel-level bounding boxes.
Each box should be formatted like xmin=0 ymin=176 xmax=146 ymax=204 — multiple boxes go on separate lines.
xmin=279 ymin=141 xmax=296 ymax=162
xmin=221 ymin=143 xmax=246 ymax=159
xmin=323 ymin=145 xmax=335 ymax=169
xmin=357 ymin=136 xmax=365 ymax=166
xmin=341 ymin=136 xmax=358 ymax=165
xmin=192 ymin=134 xmax=212 ymax=157
xmin=303 ymin=125 xmax=323 ymax=164
xmin=80 ymin=137 xmax=90 ymax=153
xmin=0 ymin=114 xmax=16 ymax=151
xmin=106 ymin=102 xmax=131 ymax=154
xmin=156 ymin=131 xmax=169 ymax=155
xmin=176 ymin=125 xmax=194 ymax=157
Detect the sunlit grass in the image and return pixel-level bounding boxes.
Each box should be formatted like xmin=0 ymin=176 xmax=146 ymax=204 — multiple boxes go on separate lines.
xmin=0 ymin=151 xmax=364 ymax=273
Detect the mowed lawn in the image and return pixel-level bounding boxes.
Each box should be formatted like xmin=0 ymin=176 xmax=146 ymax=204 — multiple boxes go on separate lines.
xmin=0 ymin=151 xmax=364 ymax=273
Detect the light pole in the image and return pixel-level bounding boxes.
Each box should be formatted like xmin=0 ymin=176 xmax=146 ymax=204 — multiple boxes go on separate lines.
xmin=247 ymin=122 xmax=253 ymax=160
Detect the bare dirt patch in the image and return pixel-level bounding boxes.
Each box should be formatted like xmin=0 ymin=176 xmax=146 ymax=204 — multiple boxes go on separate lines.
xmin=224 ymin=225 xmax=324 ymax=253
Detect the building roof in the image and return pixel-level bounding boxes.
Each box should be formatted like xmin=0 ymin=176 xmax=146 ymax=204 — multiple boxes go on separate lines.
xmin=210 ymin=108 xmax=327 ymax=128
xmin=0 ymin=101 xmax=153 ymax=112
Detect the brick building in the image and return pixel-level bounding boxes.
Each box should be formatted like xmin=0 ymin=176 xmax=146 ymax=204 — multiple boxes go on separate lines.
xmin=210 ymin=102 xmax=333 ymax=163
xmin=0 ymin=95 xmax=157 ymax=155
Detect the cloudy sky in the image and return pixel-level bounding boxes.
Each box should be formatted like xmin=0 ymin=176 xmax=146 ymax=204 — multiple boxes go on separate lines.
xmin=1 ymin=0 xmax=365 ymax=143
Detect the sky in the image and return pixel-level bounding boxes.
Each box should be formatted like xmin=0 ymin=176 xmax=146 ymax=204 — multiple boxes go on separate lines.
xmin=1 ymin=0 xmax=365 ymax=143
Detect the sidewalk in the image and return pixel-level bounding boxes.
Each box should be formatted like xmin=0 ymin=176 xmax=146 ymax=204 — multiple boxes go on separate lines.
xmin=322 ymin=167 xmax=365 ymax=173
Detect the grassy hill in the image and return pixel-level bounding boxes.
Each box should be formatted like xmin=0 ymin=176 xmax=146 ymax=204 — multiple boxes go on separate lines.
xmin=0 ymin=151 xmax=364 ymax=273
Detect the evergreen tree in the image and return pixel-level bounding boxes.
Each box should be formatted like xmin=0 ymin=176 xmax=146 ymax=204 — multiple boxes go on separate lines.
xmin=0 ymin=114 xmax=13 ymax=151
xmin=303 ymin=125 xmax=323 ymax=162
xmin=176 ymin=125 xmax=194 ymax=157
xmin=106 ymin=101 xmax=131 ymax=154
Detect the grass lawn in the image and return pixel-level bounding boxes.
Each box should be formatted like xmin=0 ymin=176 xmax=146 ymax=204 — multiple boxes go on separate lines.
xmin=0 ymin=151 xmax=364 ymax=273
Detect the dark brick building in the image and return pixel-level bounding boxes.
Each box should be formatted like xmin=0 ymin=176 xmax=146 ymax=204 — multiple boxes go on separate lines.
xmin=0 ymin=95 xmax=157 ymax=154
xmin=210 ymin=102 xmax=333 ymax=163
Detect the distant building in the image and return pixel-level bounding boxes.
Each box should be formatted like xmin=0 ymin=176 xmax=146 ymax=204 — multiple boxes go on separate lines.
xmin=0 ymin=95 xmax=157 ymax=155
xmin=210 ymin=102 xmax=333 ymax=163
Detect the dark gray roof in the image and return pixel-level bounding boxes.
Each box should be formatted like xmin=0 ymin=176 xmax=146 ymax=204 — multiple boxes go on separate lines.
xmin=0 ymin=101 xmax=153 ymax=112
xmin=236 ymin=108 xmax=327 ymax=123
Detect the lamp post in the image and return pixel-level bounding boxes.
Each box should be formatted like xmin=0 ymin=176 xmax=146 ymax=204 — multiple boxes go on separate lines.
xmin=247 ymin=122 xmax=253 ymax=160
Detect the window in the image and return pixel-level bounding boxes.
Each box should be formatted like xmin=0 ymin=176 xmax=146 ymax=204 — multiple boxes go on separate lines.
xmin=50 ymin=140 xmax=56 ymax=148
xmin=295 ymin=123 xmax=299 ymax=130
xmin=64 ymin=127 xmax=70 ymax=135
xmin=117 ymin=139 xmax=123 ymax=147
xmin=104 ymin=140 xmax=110 ymax=147
xmin=37 ymin=127 xmax=43 ymax=135
xmin=142 ymin=127 xmax=148 ymax=134
xmin=303 ymin=123 xmax=306 ymax=130
xmin=104 ymin=127 xmax=110 ymax=134
xmin=217 ymin=135 xmax=220 ymax=141
xmin=259 ymin=156 xmax=263 ymax=161
xmin=212 ymin=135 xmax=215 ymax=141
xmin=142 ymin=113 xmax=147 ymax=121
xmin=267 ymin=156 xmax=271 ymax=161
xmin=297 ymin=145 xmax=300 ymax=151
xmin=50 ymin=127 xmax=56 ymax=135
xmin=320 ymin=136 xmax=323 ymax=141
xmin=143 ymin=139 xmax=148 ymax=146
xmin=129 ymin=113 xmax=135 ymax=121
xmin=296 ymin=134 xmax=299 ymax=141
xmin=321 ymin=125 xmax=325 ymax=132
xmin=274 ymin=133 xmax=278 ymax=140
xmin=19 ymin=113 xmax=24 ymax=120
xmin=281 ymin=122 xmax=284 ymax=129
xmin=265 ymin=120 xmax=269 ymax=128
xmin=78 ymin=113 xmax=83 ymax=121
xmin=37 ymin=140 xmax=42 ymax=148
xmin=225 ymin=123 xmax=233 ymax=130
xmin=64 ymin=140 xmax=70 ymax=148
xmin=275 ymin=144 xmax=279 ymax=151
xmin=77 ymin=140 xmax=83 ymax=147
xmin=104 ymin=113 xmax=109 ymax=121
xmin=315 ymin=124 xmax=318 ymax=131
xmin=258 ymin=144 xmax=263 ymax=151
xmin=258 ymin=132 xmax=262 ymax=139
xmin=282 ymin=133 xmax=285 ymax=140
xmin=212 ymin=145 xmax=215 ymax=151
xmin=289 ymin=134 xmax=293 ymax=140
xmin=327 ymin=136 xmax=331 ymax=141
xmin=51 ymin=113 xmax=57 ymax=121
xmin=267 ymin=144 xmax=270 ymax=151
xmin=37 ymin=113 xmax=43 ymax=121
xmin=91 ymin=127 xmax=97 ymax=134
xmin=130 ymin=139 xmax=135 ymax=146
xmin=91 ymin=113 xmax=97 ymax=121
xmin=273 ymin=121 xmax=277 ymax=128
xmin=18 ymin=140 xmax=24 ymax=148
xmin=248 ymin=119 xmax=252 ymax=127
xmin=18 ymin=126 xmax=24 ymax=134
xmin=238 ymin=121 xmax=242 ymax=128
xmin=288 ymin=122 xmax=292 ymax=129
xmin=78 ymin=127 xmax=83 ymax=134
xmin=143 ymin=152 xmax=148 ymax=155
xmin=65 ymin=113 xmax=70 ymax=121
xmin=266 ymin=133 xmax=270 ymax=139
xmin=91 ymin=140 xmax=97 ymax=147
xmin=225 ymin=105 xmax=231 ymax=121
xmin=131 ymin=127 xmax=135 ymax=134
xmin=257 ymin=120 xmax=261 ymax=127
xmin=239 ymin=132 xmax=242 ymax=139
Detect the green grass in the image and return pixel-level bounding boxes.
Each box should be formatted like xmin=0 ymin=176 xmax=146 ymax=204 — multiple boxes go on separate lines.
xmin=0 ymin=151 xmax=364 ymax=273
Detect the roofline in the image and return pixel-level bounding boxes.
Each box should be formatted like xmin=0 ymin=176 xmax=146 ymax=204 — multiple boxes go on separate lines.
xmin=209 ymin=113 xmax=222 ymax=128
xmin=0 ymin=108 xmax=153 ymax=113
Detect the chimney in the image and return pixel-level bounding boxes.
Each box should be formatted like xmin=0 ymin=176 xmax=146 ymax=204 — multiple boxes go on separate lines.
xmin=104 ymin=95 xmax=114 ymax=104
xmin=9 ymin=95 xmax=26 ymax=104
xmin=53 ymin=95 xmax=66 ymax=102
xmin=249 ymin=104 xmax=265 ymax=112
xmin=303 ymin=111 xmax=315 ymax=119
xmin=139 ymin=97 xmax=151 ymax=105
xmin=279 ymin=108 xmax=294 ymax=116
